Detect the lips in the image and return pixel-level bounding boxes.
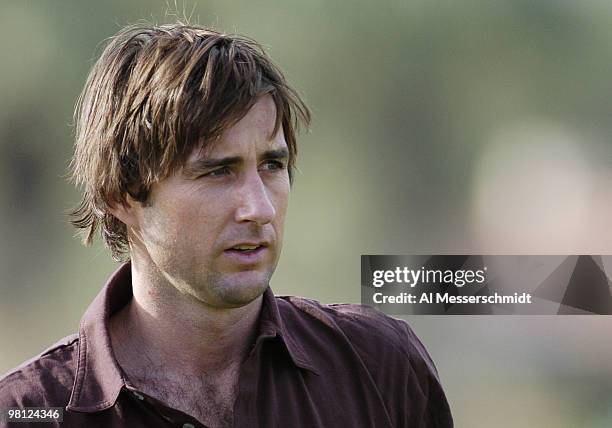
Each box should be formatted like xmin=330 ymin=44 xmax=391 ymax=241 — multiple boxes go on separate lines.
xmin=225 ymin=241 xmax=268 ymax=252
xmin=229 ymin=244 xmax=262 ymax=252
xmin=223 ymin=241 xmax=269 ymax=264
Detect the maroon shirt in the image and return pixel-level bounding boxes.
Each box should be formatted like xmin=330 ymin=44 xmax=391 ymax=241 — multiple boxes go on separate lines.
xmin=0 ymin=263 xmax=453 ymax=427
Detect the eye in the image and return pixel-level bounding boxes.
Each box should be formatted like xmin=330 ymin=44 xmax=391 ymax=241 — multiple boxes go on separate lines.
xmin=203 ymin=166 xmax=231 ymax=177
xmin=260 ymin=160 xmax=286 ymax=172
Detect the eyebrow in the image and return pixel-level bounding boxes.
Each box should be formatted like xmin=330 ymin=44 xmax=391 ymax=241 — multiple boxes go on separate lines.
xmin=261 ymin=148 xmax=289 ymax=161
xmin=184 ymin=148 xmax=289 ymax=175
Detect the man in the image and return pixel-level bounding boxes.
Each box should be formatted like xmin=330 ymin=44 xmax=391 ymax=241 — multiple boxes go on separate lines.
xmin=0 ymin=23 xmax=453 ymax=427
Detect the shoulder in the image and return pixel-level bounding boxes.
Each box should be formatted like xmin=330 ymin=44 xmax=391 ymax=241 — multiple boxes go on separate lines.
xmin=0 ymin=334 xmax=79 ymax=408
xmin=278 ymin=297 xmax=454 ymax=427
xmin=278 ymin=296 xmax=436 ymax=374
xmin=286 ymin=297 xmax=405 ymax=340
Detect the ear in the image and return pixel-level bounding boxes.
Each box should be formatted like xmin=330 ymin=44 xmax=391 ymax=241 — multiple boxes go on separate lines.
xmin=108 ymin=196 xmax=140 ymax=230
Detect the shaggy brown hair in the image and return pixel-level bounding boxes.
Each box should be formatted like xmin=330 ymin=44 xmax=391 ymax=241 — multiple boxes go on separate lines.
xmin=70 ymin=23 xmax=310 ymax=261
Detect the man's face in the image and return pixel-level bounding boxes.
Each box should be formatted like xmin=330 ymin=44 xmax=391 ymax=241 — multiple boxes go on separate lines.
xmin=128 ymin=96 xmax=290 ymax=308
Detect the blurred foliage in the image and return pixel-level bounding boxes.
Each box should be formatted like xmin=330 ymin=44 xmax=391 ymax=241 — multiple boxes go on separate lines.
xmin=1 ymin=1 xmax=612 ymax=426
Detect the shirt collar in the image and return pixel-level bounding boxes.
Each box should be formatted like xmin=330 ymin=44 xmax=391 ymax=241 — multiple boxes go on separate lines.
xmin=258 ymin=287 xmax=319 ymax=375
xmin=67 ymin=262 xmax=316 ymax=412
xmin=67 ymin=262 xmax=132 ymax=412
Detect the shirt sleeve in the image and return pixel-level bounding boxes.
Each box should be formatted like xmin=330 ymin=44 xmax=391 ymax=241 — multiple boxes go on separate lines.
xmin=396 ymin=319 xmax=454 ymax=428
xmin=0 ymin=369 xmax=65 ymax=428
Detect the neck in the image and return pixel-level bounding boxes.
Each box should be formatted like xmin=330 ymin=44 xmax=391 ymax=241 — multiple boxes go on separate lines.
xmin=110 ymin=260 xmax=263 ymax=380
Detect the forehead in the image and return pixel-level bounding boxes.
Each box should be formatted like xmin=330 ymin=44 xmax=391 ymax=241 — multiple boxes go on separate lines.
xmin=188 ymin=96 xmax=286 ymax=162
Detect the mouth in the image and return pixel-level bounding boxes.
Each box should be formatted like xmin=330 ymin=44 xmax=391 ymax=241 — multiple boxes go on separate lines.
xmin=223 ymin=242 xmax=269 ymax=263
xmin=226 ymin=242 xmax=267 ymax=252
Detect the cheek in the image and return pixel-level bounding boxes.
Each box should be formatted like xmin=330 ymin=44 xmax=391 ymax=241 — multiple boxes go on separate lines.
xmin=141 ymin=196 xmax=215 ymax=246
xmin=273 ymin=174 xmax=290 ymax=206
xmin=272 ymin=185 xmax=290 ymax=231
xmin=180 ymin=196 xmax=233 ymax=251
xmin=270 ymin=175 xmax=289 ymax=203
xmin=139 ymin=205 xmax=182 ymax=248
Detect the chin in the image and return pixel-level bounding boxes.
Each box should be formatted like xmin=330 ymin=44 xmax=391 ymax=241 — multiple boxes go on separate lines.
xmin=206 ymin=270 xmax=271 ymax=308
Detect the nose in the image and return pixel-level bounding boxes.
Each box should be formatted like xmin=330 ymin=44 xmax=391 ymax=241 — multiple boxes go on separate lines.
xmin=234 ymin=171 xmax=276 ymax=225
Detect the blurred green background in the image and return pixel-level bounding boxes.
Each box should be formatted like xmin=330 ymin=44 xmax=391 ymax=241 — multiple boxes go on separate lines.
xmin=2 ymin=1 xmax=612 ymax=426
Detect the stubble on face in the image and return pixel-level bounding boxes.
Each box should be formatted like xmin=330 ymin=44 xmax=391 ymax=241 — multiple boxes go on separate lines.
xmin=130 ymin=96 xmax=290 ymax=310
